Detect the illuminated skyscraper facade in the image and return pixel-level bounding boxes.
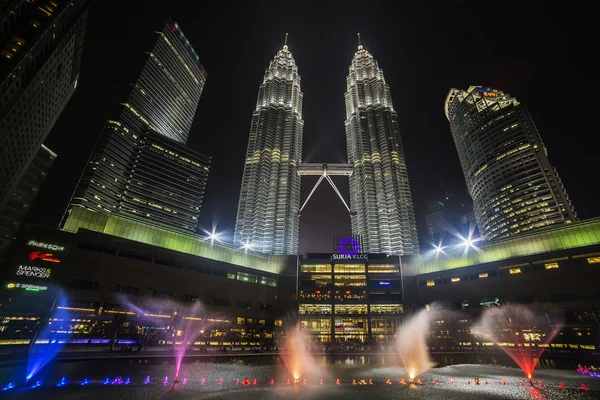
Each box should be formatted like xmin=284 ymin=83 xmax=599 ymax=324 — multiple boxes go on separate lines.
xmin=445 ymin=86 xmax=576 ymax=240
xmin=0 ymin=0 xmax=89 ymax=221
xmin=344 ymin=44 xmax=419 ymax=255
xmin=64 ymin=20 xmax=210 ymax=233
xmin=234 ymin=42 xmax=303 ymax=255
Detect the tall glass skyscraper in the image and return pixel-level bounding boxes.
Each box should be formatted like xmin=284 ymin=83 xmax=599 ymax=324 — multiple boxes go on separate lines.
xmin=344 ymin=44 xmax=419 ymax=255
xmin=445 ymin=86 xmax=576 ymax=240
xmin=0 ymin=0 xmax=89 ymax=230
xmin=63 ymin=20 xmax=210 ymax=233
xmin=234 ymin=41 xmax=303 ymax=255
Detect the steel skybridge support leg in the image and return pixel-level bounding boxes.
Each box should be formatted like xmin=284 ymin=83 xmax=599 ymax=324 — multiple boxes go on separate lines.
xmin=325 ymin=174 xmax=351 ymax=212
xmin=299 ymin=173 xmax=326 ymax=213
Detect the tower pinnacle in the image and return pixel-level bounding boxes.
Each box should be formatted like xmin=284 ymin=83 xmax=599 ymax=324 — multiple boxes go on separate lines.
xmin=357 ymin=32 xmax=363 ymax=50
xmin=283 ymin=32 xmax=288 ymax=50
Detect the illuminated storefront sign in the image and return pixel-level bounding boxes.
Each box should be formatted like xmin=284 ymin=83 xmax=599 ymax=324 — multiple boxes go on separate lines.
xmin=337 ymin=237 xmax=361 ymax=256
xmin=331 ymin=253 xmax=368 ymax=260
xmin=377 ymin=281 xmax=391 ymax=286
xmin=478 ymin=88 xmax=496 ymax=97
xmin=6 ymin=282 xmax=48 ymax=292
xmin=28 ymin=251 xmax=60 ymax=263
xmin=16 ymin=265 xmax=51 ymax=279
xmin=27 ymin=240 xmax=65 ymax=252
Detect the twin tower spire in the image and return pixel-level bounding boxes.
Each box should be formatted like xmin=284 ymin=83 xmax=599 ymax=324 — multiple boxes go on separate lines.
xmin=233 ymin=35 xmax=419 ymax=256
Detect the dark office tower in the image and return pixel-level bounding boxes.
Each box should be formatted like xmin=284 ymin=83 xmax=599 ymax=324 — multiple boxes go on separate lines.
xmin=234 ymin=40 xmax=303 ymax=255
xmin=0 ymin=144 xmax=56 ymax=258
xmin=425 ymin=201 xmax=446 ymax=246
xmin=121 ymin=20 xmax=206 ymax=144
xmin=459 ymin=202 xmax=479 ymax=236
xmin=344 ymin=43 xmax=419 ymax=255
xmin=445 ymin=86 xmax=577 ymax=240
xmin=63 ymin=20 xmax=210 ymax=233
xmin=0 ymin=0 xmax=89 ymax=217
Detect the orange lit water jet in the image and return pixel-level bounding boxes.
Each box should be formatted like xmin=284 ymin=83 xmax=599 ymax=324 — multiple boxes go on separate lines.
xmin=395 ymin=307 xmax=437 ymax=379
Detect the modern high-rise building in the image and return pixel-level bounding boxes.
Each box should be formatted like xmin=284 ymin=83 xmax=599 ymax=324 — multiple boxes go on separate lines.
xmin=445 ymin=86 xmax=576 ymax=240
xmin=425 ymin=201 xmax=447 ymax=246
xmin=234 ymin=40 xmax=303 ymax=255
xmin=344 ymin=43 xmax=419 ymax=255
xmin=63 ymin=20 xmax=210 ymax=234
xmin=0 ymin=0 xmax=89 ymax=219
xmin=0 ymin=144 xmax=56 ymax=259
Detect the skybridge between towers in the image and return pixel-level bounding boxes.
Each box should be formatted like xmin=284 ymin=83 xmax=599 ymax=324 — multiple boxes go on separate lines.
xmin=297 ymin=163 xmax=353 ymax=215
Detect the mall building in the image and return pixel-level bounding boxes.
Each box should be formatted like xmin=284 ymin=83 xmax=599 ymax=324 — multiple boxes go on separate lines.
xmin=1 ymin=208 xmax=599 ymax=351
xmin=0 ymin=209 xmax=297 ymax=348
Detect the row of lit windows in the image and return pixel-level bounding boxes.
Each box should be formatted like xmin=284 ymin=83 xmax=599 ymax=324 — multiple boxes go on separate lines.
xmin=299 ymin=304 xmax=402 ymax=315
xmin=300 ymin=264 xmax=399 ymax=273
xmin=423 ymin=257 xmax=599 ymax=288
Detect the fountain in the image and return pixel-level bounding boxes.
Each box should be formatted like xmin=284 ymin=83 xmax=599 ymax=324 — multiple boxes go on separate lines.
xmin=394 ymin=305 xmax=438 ymax=379
xmin=173 ymin=301 xmax=205 ymax=382
xmin=25 ymin=291 xmax=72 ymax=383
xmin=473 ymin=304 xmax=561 ymax=379
xmin=279 ymin=321 xmax=322 ymax=381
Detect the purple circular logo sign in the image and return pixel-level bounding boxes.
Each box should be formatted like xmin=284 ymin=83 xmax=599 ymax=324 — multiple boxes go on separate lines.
xmin=337 ymin=238 xmax=360 ymax=255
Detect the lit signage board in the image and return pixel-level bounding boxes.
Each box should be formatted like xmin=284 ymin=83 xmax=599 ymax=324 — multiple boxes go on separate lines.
xmin=16 ymin=265 xmax=51 ymax=279
xmin=27 ymin=240 xmax=65 ymax=252
xmin=377 ymin=281 xmax=391 ymax=285
xmin=6 ymin=282 xmax=48 ymax=292
xmin=28 ymin=251 xmax=60 ymax=263
xmin=478 ymin=88 xmax=496 ymax=98
xmin=331 ymin=253 xmax=368 ymax=260
xmin=337 ymin=237 xmax=360 ymax=256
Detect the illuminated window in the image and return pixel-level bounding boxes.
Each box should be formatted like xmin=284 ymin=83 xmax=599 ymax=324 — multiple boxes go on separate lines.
xmin=509 ymin=268 xmax=521 ymax=274
xmin=300 ymin=264 xmax=331 ymax=273
xmin=299 ymin=304 xmax=332 ymax=314
xmin=236 ymin=317 xmax=244 ymax=325
xmin=451 ymin=277 xmax=461 ymax=282
xmin=545 ymin=263 xmax=559 ymax=269
xmin=334 ymin=304 xmax=367 ymax=314
xmin=334 ymin=264 xmax=365 ymax=273
xmin=368 ymin=264 xmax=399 ymax=273
xmin=587 ymin=257 xmax=600 ymax=264
xmin=334 ymin=275 xmax=366 ymax=286
xmin=370 ymin=304 xmax=403 ymax=314
xmin=479 ymin=273 xmax=488 ymax=279
xmin=426 ymin=280 xmax=435 ymax=287
xmin=274 ymin=319 xmax=283 ymax=327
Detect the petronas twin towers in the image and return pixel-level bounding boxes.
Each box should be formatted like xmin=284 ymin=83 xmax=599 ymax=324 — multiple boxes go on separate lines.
xmin=234 ymin=38 xmax=419 ymax=256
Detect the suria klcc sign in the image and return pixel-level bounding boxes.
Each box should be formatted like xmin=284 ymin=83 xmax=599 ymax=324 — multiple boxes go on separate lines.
xmin=332 ymin=237 xmax=367 ymax=260
xmin=331 ymin=253 xmax=368 ymax=260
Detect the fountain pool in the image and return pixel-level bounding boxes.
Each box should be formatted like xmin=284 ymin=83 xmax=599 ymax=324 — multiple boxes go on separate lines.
xmin=0 ymin=357 xmax=598 ymax=399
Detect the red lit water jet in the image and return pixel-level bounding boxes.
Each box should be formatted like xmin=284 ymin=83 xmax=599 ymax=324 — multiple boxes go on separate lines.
xmin=473 ymin=305 xmax=561 ymax=379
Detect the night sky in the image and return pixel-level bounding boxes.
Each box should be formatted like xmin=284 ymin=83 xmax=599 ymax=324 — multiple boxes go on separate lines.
xmin=26 ymin=1 xmax=599 ymax=255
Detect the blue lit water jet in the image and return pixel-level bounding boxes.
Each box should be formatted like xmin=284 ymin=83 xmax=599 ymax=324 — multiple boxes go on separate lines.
xmin=26 ymin=291 xmax=73 ymax=382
